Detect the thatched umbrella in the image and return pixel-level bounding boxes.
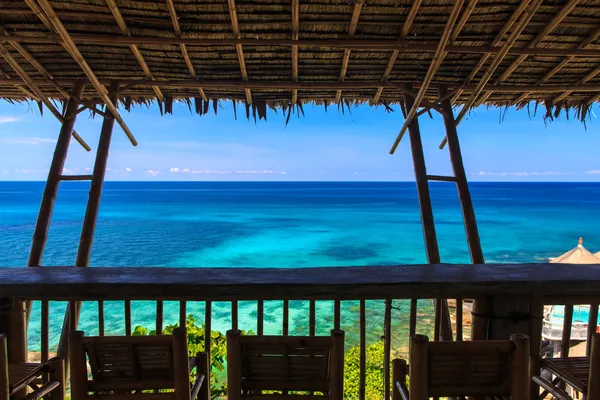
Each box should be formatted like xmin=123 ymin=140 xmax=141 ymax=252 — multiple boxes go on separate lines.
xmin=549 ymin=238 xmax=600 ymax=264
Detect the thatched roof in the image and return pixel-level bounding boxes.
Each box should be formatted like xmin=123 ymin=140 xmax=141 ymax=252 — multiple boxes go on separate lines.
xmin=550 ymin=238 xmax=600 ymax=264
xmin=0 ymin=0 xmax=599 ymax=121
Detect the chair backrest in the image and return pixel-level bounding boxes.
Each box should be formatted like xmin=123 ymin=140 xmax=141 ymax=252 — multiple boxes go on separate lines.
xmin=409 ymin=334 xmax=530 ymax=400
xmin=69 ymin=328 xmax=191 ymax=400
xmin=226 ymin=329 xmax=344 ymax=400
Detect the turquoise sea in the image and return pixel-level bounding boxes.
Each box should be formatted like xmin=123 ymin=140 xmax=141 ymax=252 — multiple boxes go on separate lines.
xmin=1 ymin=181 xmax=599 ymax=351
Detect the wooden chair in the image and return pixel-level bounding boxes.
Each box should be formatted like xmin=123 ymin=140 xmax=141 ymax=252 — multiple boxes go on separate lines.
xmin=226 ymin=329 xmax=344 ymax=400
xmin=532 ymin=332 xmax=600 ymax=400
xmin=392 ymin=333 xmax=531 ymax=400
xmin=1 ymin=334 xmax=65 ymax=400
xmin=69 ymin=328 xmax=209 ymax=400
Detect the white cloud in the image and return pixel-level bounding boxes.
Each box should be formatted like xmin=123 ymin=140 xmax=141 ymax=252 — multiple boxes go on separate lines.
xmin=144 ymin=169 xmax=160 ymax=177
xmin=0 ymin=137 xmax=56 ymax=145
xmin=125 ymin=167 xmax=132 ymax=173
xmin=2 ymin=171 xmax=8 ymax=175
xmin=169 ymin=168 xmax=286 ymax=175
xmin=585 ymin=170 xmax=600 ymax=175
xmin=14 ymin=169 xmax=38 ymax=173
xmin=477 ymin=171 xmax=568 ymax=177
xmin=62 ymin=167 xmax=78 ymax=174
xmin=0 ymin=116 xmax=21 ymax=124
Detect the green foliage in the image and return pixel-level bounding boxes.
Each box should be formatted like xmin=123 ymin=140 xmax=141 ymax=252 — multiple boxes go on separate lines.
xmin=343 ymin=340 xmax=390 ymax=400
xmin=132 ymin=315 xmax=229 ymax=399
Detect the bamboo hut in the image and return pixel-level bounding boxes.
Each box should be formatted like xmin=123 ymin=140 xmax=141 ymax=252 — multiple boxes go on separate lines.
xmin=0 ymin=1 xmax=599 ymax=399
xmin=549 ymin=238 xmax=600 ymax=264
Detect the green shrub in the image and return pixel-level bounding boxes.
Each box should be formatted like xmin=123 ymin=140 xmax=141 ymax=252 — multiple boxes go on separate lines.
xmin=343 ymin=340 xmax=390 ymax=400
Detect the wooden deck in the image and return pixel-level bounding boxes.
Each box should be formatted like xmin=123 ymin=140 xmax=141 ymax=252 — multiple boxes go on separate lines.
xmin=1 ymin=264 xmax=600 ymax=301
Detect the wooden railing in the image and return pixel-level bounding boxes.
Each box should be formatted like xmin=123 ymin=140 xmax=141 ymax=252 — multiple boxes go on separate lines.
xmin=2 ymin=264 xmax=600 ymax=399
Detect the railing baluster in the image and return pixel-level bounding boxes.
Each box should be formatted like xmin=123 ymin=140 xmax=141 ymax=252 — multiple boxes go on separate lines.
xmin=561 ymin=305 xmax=573 ymax=357
xmin=409 ymin=299 xmax=417 ymax=337
xmin=179 ymin=301 xmax=186 ymax=328
xmin=232 ymin=300 xmax=238 ymax=331
xmin=434 ymin=299 xmax=442 ymax=341
xmin=383 ymin=299 xmax=392 ymax=400
xmin=334 ymin=299 xmax=341 ymax=330
xmin=156 ymin=300 xmax=163 ymax=335
xmin=205 ymin=301 xmax=212 ymax=361
xmin=125 ymin=300 xmax=131 ymax=335
xmin=257 ymin=300 xmax=264 ymax=335
xmin=69 ymin=301 xmax=78 ymax=333
xmin=283 ymin=300 xmax=289 ymax=335
xmin=98 ymin=301 xmax=104 ymax=336
xmin=309 ymin=300 xmax=316 ymax=335
xmin=588 ymin=303 xmax=599 ymax=356
xmin=456 ymin=298 xmax=463 ymax=341
xmin=359 ymin=299 xmax=366 ymax=400
xmin=41 ymin=301 xmax=49 ymax=363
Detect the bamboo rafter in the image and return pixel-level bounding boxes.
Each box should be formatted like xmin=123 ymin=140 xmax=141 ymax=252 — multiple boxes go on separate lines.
xmin=372 ymin=0 xmax=422 ymax=104
xmin=2 ymin=34 xmax=600 ymax=58
xmin=449 ymin=0 xmax=532 ymax=106
xmin=34 ymin=0 xmax=137 ymax=146
xmin=389 ymin=0 xmax=465 ymax=155
xmin=227 ymin=0 xmax=252 ymax=105
xmin=0 ymin=44 xmax=91 ymax=151
xmin=553 ymin=64 xmax=600 ymax=104
xmin=291 ymin=0 xmax=299 ymax=105
xmin=0 ymin=60 xmax=38 ymax=101
xmin=165 ymin=0 xmax=207 ymax=102
xmin=438 ymin=0 xmax=544 ymax=150
xmin=334 ymin=0 xmax=363 ymax=104
xmin=475 ymin=0 xmax=581 ymax=107
xmin=105 ymin=0 xmax=164 ymax=102
xmin=453 ymin=0 xmax=543 ymax=124
xmin=512 ymin=26 xmax=600 ymax=105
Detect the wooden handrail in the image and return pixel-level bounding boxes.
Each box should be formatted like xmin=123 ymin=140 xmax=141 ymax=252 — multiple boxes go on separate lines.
xmin=1 ymin=264 xmax=600 ymax=302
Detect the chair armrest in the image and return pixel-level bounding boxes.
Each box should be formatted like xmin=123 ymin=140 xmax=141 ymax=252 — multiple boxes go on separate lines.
xmin=9 ymin=363 xmax=51 ymax=394
xmin=190 ymin=374 xmax=206 ymax=400
xmin=532 ymin=375 xmax=571 ymax=400
xmin=395 ymin=381 xmax=409 ymax=400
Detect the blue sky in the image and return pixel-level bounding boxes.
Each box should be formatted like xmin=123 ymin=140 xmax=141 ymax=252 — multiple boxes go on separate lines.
xmin=0 ymin=99 xmax=598 ymax=181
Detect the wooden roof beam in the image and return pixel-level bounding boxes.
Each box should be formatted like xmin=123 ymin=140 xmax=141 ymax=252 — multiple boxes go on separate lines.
xmin=450 ymin=0 xmax=532 ymax=106
xmin=512 ymin=25 xmax=600 ymax=105
xmin=334 ymin=0 xmax=363 ymax=104
xmin=0 ymin=44 xmax=90 ymax=151
xmin=389 ymin=0 xmax=464 ymax=155
xmin=105 ymin=0 xmax=164 ymax=103
xmin=372 ymin=0 xmax=422 ymax=104
xmin=227 ymin=0 xmax=252 ymax=105
xmin=35 ymin=0 xmax=137 ymax=146
xmin=552 ymin=65 xmax=600 ymax=104
xmin=475 ymin=0 xmax=581 ymax=107
xmin=165 ymin=0 xmax=207 ymax=102
xmin=291 ymin=0 xmax=299 ymax=105
xmin=437 ymin=0 xmax=543 ymax=150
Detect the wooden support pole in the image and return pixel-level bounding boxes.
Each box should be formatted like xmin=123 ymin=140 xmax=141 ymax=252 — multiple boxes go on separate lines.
xmin=509 ymin=334 xmax=530 ymax=400
xmin=28 ymin=81 xmax=85 ymax=268
xmin=409 ymin=334 xmax=429 ymax=398
xmin=0 ymin=299 xmax=26 ymax=365
xmin=57 ymin=82 xmax=120 ymax=362
xmin=403 ymin=84 xmax=453 ymax=342
xmin=438 ymin=85 xmax=488 ymax=339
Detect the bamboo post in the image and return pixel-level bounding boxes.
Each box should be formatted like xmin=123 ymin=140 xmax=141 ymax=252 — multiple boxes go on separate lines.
xmin=403 ymin=84 xmax=453 ymax=341
xmin=588 ymin=333 xmax=600 ymax=400
xmin=283 ymin=300 xmax=289 ymax=335
xmin=172 ymin=328 xmax=191 ymax=400
xmin=438 ymin=84 xmax=488 ymax=340
xmin=4 ymin=299 xmax=27 ymax=366
xmin=125 ymin=300 xmax=132 ymax=335
xmin=196 ymin=352 xmax=210 ymax=400
xmin=309 ymin=300 xmax=316 ymax=336
xmin=587 ymin=304 xmax=598 ymax=356
xmin=231 ymin=300 xmax=238 ymax=331
xmin=0 ymin=334 xmax=9 ymax=400
xmin=179 ymin=301 xmax=186 ymax=328
xmin=528 ymin=296 xmax=543 ymax=400
xmin=156 ymin=301 xmax=163 ymax=334
xmin=68 ymin=331 xmax=87 ymax=400
xmin=330 ymin=329 xmax=345 ymax=400
xmin=57 ymin=82 xmax=121 ymax=362
xmin=28 ymin=81 xmax=84 ymax=267
xmin=391 ymin=359 xmax=407 ymax=400
xmin=383 ymin=299 xmax=392 ymax=400
xmin=359 ymin=299 xmax=366 ymax=400
xmin=509 ymin=334 xmax=530 ymax=400
xmin=257 ymin=300 xmax=264 ymax=335
xmin=561 ymin=305 xmax=573 ymax=357
xmin=226 ymin=330 xmax=242 ymax=400
xmin=205 ymin=302 xmax=212 ymax=363
xmin=334 ymin=299 xmax=341 ymax=330
xmin=47 ymin=357 xmax=65 ymax=400
xmin=98 ymin=301 xmax=104 ymax=336
xmin=41 ymin=301 xmax=49 ymax=362
xmin=409 ymin=334 xmax=429 ymax=400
